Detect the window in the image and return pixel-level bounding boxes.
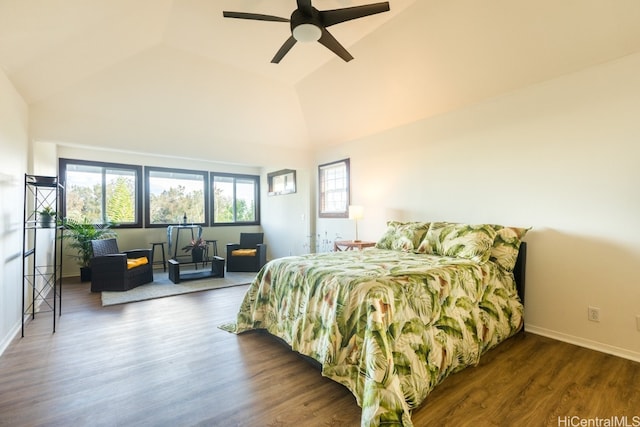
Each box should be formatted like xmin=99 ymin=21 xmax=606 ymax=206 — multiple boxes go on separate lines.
xmin=60 ymin=159 xmax=261 ymax=228
xmin=59 ymin=159 xmax=142 ymax=227
xmin=318 ymin=158 xmax=350 ymax=218
xmin=145 ymin=167 xmax=208 ymax=226
xmin=212 ymin=173 xmax=260 ymax=225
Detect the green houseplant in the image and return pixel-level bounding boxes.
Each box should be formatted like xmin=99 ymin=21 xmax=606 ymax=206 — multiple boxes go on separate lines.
xmin=37 ymin=206 xmax=57 ymax=228
xmin=61 ymin=218 xmax=117 ymax=281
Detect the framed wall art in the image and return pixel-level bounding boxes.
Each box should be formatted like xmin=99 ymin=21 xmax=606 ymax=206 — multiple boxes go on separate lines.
xmin=268 ymin=169 xmax=296 ymax=196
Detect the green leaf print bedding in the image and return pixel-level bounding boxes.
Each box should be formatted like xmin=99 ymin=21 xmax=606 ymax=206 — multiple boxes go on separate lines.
xmin=222 ymin=248 xmax=523 ymax=426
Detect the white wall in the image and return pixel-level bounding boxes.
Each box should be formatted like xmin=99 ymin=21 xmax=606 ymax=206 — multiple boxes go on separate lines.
xmin=261 ymin=167 xmax=314 ymax=258
xmin=299 ymin=0 xmax=640 ymax=147
xmin=30 ymin=44 xmax=312 ymax=159
xmin=315 ymin=53 xmax=640 ymax=362
xmin=0 ymin=68 xmax=29 ymax=354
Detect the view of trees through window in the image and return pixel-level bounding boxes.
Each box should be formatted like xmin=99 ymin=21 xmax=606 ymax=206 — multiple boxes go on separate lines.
xmin=147 ymin=169 xmax=206 ymax=225
xmin=213 ymin=175 xmax=257 ymax=223
xmin=61 ymin=160 xmax=260 ymax=227
xmin=63 ymin=162 xmax=138 ymax=224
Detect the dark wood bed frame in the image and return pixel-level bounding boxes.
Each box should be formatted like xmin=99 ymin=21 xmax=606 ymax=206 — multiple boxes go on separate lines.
xmin=513 ymin=241 xmax=527 ymax=304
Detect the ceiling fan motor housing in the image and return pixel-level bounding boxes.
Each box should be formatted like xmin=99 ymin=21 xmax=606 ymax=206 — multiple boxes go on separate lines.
xmin=223 ymin=1 xmax=390 ymax=63
xmin=291 ymin=8 xmax=323 ymax=42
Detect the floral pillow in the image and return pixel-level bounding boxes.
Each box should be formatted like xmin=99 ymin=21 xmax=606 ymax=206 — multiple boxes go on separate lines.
xmin=417 ymin=222 xmax=496 ymax=264
xmin=489 ymin=225 xmax=530 ymax=271
xmin=375 ymin=221 xmax=430 ymax=252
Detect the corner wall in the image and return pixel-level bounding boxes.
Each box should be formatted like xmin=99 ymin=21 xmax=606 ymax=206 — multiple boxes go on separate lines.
xmin=315 ymin=53 xmax=640 ymax=362
xmin=0 ymin=68 xmax=29 ymax=355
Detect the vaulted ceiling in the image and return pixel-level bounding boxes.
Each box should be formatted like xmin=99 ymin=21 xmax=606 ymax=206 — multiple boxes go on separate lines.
xmin=2 ymin=0 xmax=640 ymax=159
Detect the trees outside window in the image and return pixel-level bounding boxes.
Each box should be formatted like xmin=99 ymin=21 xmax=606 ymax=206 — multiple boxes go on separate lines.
xmin=146 ymin=168 xmax=207 ymax=226
xmin=212 ymin=174 xmax=259 ymax=225
xmin=60 ymin=159 xmax=141 ymax=227
xmin=60 ymin=160 xmax=260 ymax=228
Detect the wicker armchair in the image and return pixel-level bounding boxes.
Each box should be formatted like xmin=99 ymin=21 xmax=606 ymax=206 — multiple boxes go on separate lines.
xmin=226 ymin=232 xmax=267 ymax=272
xmin=90 ymin=238 xmax=153 ymax=292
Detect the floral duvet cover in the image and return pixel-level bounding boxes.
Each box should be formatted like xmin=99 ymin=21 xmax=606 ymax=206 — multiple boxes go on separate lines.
xmin=222 ymin=248 xmax=523 ymax=426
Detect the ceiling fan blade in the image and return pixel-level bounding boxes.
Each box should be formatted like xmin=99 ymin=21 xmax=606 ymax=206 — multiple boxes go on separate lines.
xmin=223 ymin=11 xmax=289 ymax=22
xmin=296 ymin=0 xmax=314 ymax=16
xmin=271 ymin=36 xmax=297 ymax=63
xmin=318 ymin=29 xmax=353 ymax=62
xmin=320 ymin=2 xmax=390 ymax=27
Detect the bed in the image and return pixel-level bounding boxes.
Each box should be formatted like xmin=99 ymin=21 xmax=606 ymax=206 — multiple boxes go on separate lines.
xmin=222 ymin=221 xmax=529 ymax=426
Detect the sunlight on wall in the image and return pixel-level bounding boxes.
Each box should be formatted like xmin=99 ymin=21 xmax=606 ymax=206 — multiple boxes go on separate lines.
xmin=315 ymin=53 xmax=640 ymax=362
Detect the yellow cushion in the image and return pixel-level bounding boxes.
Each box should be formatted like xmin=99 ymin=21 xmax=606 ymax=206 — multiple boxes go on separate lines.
xmin=127 ymin=257 xmax=149 ymax=269
xmin=231 ymin=249 xmax=257 ymax=257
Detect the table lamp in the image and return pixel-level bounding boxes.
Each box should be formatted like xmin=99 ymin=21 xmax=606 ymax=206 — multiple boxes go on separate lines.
xmin=348 ymin=205 xmax=364 ymax=242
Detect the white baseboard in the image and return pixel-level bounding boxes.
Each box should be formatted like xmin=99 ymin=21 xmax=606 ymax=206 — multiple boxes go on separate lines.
xmin=0 ymin=320 xmax=22 ymax=358
xmin=525 ymin=324 xmax=640 ymax=363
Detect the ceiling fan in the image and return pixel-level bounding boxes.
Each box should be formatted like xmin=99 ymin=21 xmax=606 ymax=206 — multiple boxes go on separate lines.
xmin=223 ymin=0 xmax=390 ymax=63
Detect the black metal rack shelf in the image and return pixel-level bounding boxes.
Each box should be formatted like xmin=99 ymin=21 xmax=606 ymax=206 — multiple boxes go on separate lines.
xmin=22 ymin=174 xmax=64 ymax=336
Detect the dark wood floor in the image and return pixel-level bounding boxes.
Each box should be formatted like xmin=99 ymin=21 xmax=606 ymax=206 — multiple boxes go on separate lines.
xmin=1 ymin=278 xmax=638 ymax=427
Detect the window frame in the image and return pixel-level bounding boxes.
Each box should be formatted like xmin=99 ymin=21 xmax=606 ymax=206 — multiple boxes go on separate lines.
xmin=318 ymin=158 xmax=350 ymax=219
xmin=144 ymin=166 xmax=209 ymax=228
xmin=210 ymin=172 xmax=260 ymax=226
xmin=59 ymin=159 xmax=263 ymax=229
xmin=58 ymin=158 xmax=143 ymax=228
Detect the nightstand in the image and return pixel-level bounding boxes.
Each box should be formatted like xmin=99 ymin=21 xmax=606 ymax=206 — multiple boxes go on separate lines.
xmin=333 ymin=240 xmax=376 ymax=251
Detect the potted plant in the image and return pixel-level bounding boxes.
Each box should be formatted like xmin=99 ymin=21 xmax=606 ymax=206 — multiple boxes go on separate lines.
xmin=182 ymin=237 xmax=207 ymax=263
xmin=61 ymin=218 xmax=117 ymax=282
xmin=37 ymin=206 xmax=57 ymax=228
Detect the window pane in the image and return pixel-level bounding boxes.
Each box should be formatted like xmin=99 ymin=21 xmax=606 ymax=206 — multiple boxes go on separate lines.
xmin=319 ymin=159 xmax=349 ymax=218
xmin=212 ymin=174 xmax=259 ymax=225
xmin=105 ymin=169 xmax=136 ymax=223
xmin=148 ymin=169 xmax=205 ymax=224
xmin=65 ymin=164 xmax=103 ymax=222
xmin=213 ymin=176 xmax=234 ymax=223
xmin=236 ymin=178 xmax=256 ymax=222
xmin=63 ymin=162 xmax=139 ymax=225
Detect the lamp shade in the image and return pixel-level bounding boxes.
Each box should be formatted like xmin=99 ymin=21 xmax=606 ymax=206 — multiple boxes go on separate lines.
xmin=348 ymin=205 xmax=364 ymax=220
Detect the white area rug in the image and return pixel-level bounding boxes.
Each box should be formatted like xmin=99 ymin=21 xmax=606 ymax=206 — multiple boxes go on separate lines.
xmin=101 ymin=270 xmax=256 ymax=306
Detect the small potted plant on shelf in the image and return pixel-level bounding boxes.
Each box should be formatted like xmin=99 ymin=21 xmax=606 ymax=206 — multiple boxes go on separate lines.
xmin=60 ymin=218 xmax=117 ymax=282
xmin=37 ymin=206 xmax=57 ymax=228
xmin=182 ymin=237 xmax=207 ymax=263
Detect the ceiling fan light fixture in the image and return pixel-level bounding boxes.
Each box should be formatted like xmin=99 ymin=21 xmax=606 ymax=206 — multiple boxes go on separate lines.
xmin=293 ymin=23 xmax=322 ymax=42
xmin=223 ymin=1 xmax=390 ymax=62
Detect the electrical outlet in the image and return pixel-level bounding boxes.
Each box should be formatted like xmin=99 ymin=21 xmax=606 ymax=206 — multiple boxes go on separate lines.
xmin=588 ymin=306 xmax=600 ymax=322
xmin=636 ymin=315 xmax=640 ymax=332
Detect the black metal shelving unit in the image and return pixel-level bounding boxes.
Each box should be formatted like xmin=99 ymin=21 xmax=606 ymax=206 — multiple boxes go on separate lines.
xmin=22 ymin=174 xmax=64 ymax=336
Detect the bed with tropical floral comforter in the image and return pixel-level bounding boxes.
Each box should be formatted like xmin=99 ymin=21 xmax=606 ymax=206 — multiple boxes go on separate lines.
xmin=222 ymin=222 xmax=527 ymax=426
